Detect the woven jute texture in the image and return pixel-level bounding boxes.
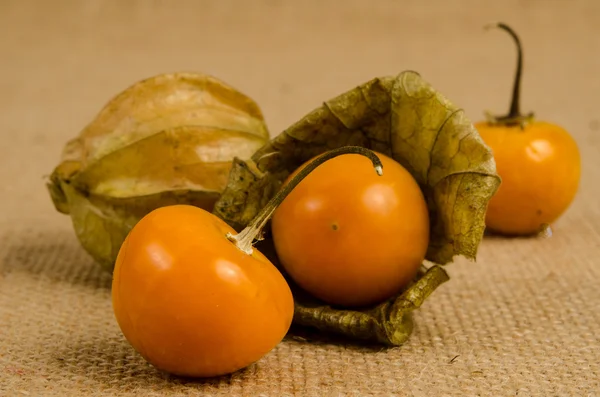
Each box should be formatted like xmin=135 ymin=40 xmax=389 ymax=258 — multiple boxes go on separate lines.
xmin=1 ymin=1 xmax=599 ymax=396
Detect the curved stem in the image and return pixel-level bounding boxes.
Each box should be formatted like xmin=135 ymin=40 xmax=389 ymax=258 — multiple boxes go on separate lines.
xmin=498 ymin=23 xmax=522 ymax=119
xmin=227 ymin=146 xmax=383 ymax=254
xmin=484 ymin=22 xmax=533 ymax=126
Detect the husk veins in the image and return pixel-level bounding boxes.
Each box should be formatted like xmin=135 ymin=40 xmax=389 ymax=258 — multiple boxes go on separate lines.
xmin=213 ymin=71 xmax=500 ymax=345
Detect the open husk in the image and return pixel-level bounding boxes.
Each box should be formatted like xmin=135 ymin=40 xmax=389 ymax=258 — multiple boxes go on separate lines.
xmin=213 ymin=71 xmax=501 ymax=345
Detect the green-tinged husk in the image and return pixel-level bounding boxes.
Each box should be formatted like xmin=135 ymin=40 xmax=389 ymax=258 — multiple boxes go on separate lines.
xmin=47 ymin=72 xmax=270 ymax=271
xmin=292 ymin=264 xmax=450 ymax=345
xmin=213 ymin=71 xmax=501 ymax=345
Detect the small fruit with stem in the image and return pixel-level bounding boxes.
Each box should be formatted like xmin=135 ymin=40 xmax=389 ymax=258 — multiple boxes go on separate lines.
xmin=474 ymin=22 xmax=581 ymax=236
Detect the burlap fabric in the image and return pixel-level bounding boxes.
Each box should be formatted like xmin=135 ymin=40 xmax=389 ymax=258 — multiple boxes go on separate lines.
xmin=1 ymin=1 xmax=599 ymax=396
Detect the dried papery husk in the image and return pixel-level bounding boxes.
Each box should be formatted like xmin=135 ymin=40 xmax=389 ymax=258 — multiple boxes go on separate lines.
xmin=214 ymin=71 xmax=501 ymax=345
xmin=47 ymin=72 xmax=270 ymax=271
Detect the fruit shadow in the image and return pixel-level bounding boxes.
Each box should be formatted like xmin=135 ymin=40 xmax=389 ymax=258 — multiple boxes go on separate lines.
xmin=49 ymin=331 xmax=258 ymax=391
xmin=1 ymin=228 xmax=113 ymax=290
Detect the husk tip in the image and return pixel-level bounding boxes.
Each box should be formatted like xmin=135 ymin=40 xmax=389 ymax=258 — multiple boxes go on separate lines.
xmin=45 ymin=170 xmax=71 ymax=215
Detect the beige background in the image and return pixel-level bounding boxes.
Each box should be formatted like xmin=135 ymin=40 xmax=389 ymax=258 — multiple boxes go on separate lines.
xmin=1 ymin=1 xmax=599 ymax=396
